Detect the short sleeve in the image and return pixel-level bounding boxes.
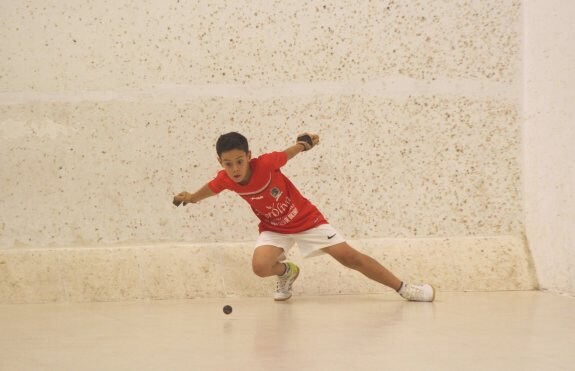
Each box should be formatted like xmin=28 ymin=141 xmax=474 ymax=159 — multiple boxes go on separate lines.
xmin=207 ymin=170 xmax=231 ymax=194
xmin=260 ymin=151 xmax=288 ymax=170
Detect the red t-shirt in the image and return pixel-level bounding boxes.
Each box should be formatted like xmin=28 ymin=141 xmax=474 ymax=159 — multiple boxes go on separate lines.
xmin=208 ymin=151 xmax=327 ymax=234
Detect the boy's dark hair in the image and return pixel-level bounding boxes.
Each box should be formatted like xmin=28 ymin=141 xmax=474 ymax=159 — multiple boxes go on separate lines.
xmin=216 ymin=132 xmax=249 ymax=156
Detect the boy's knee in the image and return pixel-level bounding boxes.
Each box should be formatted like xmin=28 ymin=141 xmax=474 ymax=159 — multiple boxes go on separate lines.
xmin=252 ymin=259 xmax=271 ymax=277
xmin=252 ymin=246 xmax=284 ymax=277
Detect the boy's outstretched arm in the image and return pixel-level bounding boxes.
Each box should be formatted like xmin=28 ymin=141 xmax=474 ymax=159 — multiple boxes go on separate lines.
xmin=285 ymin=133 xmax=319 ymax=160
xmin=173 ymin=184 xmax=215 ymax=206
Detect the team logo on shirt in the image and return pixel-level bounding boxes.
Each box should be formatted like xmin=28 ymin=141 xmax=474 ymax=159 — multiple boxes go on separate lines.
xmin=270 ymin=187 xmax=283 ymax=200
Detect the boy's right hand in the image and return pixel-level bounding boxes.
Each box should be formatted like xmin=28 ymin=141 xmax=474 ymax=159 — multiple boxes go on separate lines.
xmin=173 ymin=191 xmax=192 ymax=206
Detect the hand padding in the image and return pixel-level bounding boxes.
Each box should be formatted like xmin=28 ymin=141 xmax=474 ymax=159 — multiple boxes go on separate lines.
xmin=173 ymin=192 xmax=190 ymax=206
xmin=297 ymin=133 xmax=319 ymax=151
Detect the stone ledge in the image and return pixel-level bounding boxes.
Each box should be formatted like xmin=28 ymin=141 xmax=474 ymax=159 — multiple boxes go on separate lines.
xmin=0 ymin=236 xmax=538 ymax=303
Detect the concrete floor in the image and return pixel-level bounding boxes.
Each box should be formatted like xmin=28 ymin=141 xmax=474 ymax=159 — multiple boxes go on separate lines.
xmin=1 ymin=291 xmax=574 ymax=371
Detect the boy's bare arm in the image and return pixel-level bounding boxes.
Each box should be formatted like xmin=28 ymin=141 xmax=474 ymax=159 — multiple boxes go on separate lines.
xmin=284 ymin=143 xmax=306 ymax=160
xmin=173 ymin=184 xmax=215 ymax=206
xmin=285 ymin=133 xmax=319 ymax=161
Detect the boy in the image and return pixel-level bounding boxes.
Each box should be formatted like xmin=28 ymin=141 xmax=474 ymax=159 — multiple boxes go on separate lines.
xmin=173 ymin=132 xmax=435 ymax=302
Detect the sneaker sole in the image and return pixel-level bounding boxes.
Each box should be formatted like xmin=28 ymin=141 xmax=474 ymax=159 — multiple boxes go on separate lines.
xmin=273 ymin=267 xmax=300 ymax=302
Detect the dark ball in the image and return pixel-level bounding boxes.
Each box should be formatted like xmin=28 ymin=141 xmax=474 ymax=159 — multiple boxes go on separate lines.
xmin=223 ymin=305 xmax=232 ymax=315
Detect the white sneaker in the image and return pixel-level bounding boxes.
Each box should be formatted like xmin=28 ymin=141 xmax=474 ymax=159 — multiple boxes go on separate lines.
xmin=398 ymin=283 xmax=436 ymax=302
xmin=274 ymin=262 xmax=300 ymax=301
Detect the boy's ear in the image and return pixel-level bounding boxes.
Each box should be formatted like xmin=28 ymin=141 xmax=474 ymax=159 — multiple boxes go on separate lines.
xmin=247 ymin=150 xmax=252 ymax=160
xmin=217 ymin=156 xmax=223 ymax=166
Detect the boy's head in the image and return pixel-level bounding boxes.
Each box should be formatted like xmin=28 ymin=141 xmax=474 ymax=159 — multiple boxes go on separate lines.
xmin=216 ymin=132 xmax=252 ymax=184
xmin=216 ymin=132 xmax=249 ymax=156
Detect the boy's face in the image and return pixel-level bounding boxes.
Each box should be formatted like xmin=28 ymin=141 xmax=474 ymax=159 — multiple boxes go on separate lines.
xmin=218 ymin=149 xmax=252 ymax=184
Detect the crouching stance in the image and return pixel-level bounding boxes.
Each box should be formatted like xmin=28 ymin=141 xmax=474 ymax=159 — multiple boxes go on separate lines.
xmin=173 ymin=132 xmax=435 ymax=302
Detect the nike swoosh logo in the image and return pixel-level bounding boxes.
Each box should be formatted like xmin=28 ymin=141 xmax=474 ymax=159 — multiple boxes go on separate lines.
xmin=327 ymin=234 xmax=337 ymax=239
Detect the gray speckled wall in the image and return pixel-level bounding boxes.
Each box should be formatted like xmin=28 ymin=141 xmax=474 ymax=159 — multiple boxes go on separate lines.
xmin=0 ymin=1 xmax=536 ymax=302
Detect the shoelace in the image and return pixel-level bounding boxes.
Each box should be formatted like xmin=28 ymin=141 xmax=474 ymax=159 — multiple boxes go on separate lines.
xmin=276 ymin=267 xmax=291 ymax=292
xmin=404 ymin=285 xmax=424 ymax=300
xmin=276 ymin=278 xmax=290 ymax=292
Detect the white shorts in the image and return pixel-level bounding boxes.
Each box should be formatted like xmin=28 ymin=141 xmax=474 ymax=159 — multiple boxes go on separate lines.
xmin=255 ymin=224 xmax=346 ymax=258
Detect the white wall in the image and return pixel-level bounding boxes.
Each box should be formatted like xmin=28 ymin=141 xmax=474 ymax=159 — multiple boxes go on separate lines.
xmin=523 ymin=1 xmax=575 ymax=296
xmin=0 ymin=1 xmax=538 ymax=302
xmin=0 ymin=1 xmax=524 ymax=248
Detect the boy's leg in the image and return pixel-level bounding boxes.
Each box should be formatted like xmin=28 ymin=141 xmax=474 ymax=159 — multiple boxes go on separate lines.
xmin=252 ymin=245 xmax=300 ymax=301
xmin=252 ymin=245 xmax=287 ymax=277
xmin=324 ymin=242 xmax=435 ymax=301
xmin=323 ymin=242 xmax=402 ymax=291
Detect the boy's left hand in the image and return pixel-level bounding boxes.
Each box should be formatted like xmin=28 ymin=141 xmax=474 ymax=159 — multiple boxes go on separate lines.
xmin=297 ymin=133 xmax=319 ymax=151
